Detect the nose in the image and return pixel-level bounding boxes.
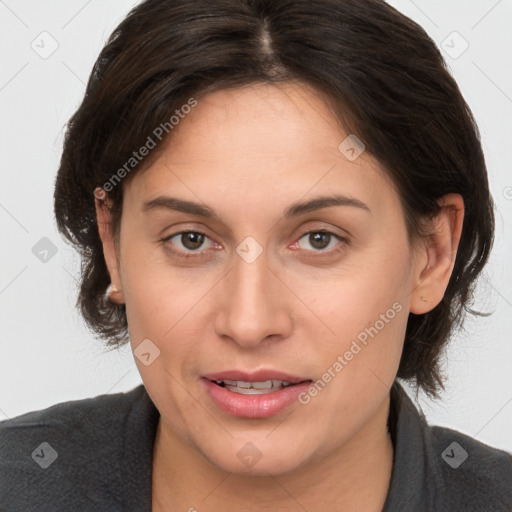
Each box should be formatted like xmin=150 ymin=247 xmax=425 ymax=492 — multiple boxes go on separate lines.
xmin=214 ymin=249 xmax=293 ymax=349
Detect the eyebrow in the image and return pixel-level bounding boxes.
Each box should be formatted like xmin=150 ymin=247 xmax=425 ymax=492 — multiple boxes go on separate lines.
xmin=142 ymin=193 xmax=370 ymax=220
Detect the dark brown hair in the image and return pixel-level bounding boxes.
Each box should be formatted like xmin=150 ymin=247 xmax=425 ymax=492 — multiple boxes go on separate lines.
xmin=54 ymin=0 xmax=494 ymax=398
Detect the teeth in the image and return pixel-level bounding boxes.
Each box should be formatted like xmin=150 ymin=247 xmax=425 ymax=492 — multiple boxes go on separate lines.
xmin=252 ymin=380 xmax=272 ymax=389
xmin=226 ymin=386 xmax=275 ymax=395
xmin=215 ymin=379 xmax=295 ymax=394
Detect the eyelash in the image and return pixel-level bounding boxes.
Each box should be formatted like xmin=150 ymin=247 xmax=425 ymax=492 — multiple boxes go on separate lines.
xmin=161 ymin=229 xmax=348 ymax=260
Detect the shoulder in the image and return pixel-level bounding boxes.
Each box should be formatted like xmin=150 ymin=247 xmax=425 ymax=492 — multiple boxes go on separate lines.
xmin=428 ymin=423 xmax=512 ymax=510
xmin=1 ymin=384 xmax=146 ymax=429
xmin=0 ymin=385 xmax=147 ymax=448
xmin=385 ymin=382 xmax=512 ymax=512
xmin=0 ymin=385 xmax=156 ymax=512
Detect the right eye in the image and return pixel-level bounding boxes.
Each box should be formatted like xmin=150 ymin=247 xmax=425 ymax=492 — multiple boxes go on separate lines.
xmin=162 ymin=230 xmax=220 ymax=259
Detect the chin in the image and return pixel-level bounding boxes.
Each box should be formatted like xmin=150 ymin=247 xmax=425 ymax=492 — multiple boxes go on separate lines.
xmin=198 ymin=437 xmax=314 ymax=477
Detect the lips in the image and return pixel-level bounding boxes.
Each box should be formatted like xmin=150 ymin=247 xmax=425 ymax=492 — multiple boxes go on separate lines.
xmin=202 ymin=370 xmax=310 ymax=384
xmin=201 ymin=370 xmax=313 ymax=418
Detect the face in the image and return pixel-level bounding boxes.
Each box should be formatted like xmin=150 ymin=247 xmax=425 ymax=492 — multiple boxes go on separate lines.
xmin=104 ymin=82 xmax=428 ymax=476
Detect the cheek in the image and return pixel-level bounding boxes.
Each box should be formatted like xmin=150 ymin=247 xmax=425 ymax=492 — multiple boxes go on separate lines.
xmin=119 ymin=244 xmax=220 ymax=392
xmin=299 ymin=287 xmax=408 ymax=440
xmin=314 ymin=288 xmax=408 ymax=387
xmin=118 ymin=229 xmax=199 ymax=336
xmin=304 ymin=244 xmax=412 ymax=393
xmin=122 ymin=270 xmax=202 ymax=360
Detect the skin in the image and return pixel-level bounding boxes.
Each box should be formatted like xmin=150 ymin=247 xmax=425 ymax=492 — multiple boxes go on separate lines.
xmin=95 ymin=81 xmax=464 ymax=511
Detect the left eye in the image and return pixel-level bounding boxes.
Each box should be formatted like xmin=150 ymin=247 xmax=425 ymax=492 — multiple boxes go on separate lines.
xmin=296 ymin=230 xmax=345 ymax=252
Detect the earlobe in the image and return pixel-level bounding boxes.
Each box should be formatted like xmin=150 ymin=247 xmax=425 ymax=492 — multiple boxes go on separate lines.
xmin=94 ymin=192 xmax=125 ymax=304
xmin=409 ymin=193 xmax=464 ymax=314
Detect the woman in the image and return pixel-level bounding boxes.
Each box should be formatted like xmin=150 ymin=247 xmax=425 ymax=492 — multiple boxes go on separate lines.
xmin=1 ymin=0 xmax=511 ymax=510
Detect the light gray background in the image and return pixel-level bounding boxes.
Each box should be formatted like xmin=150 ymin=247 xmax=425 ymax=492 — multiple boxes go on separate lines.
xmin=1 ymin=0 xmax=511 ymax=452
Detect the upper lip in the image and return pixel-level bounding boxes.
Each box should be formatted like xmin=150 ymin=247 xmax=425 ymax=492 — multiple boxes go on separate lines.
xmin=202 ymin=370 xmax=311 ymax=384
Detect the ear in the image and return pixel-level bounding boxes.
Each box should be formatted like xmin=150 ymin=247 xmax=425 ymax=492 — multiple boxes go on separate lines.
xmin=94 ymin=189 xmax=125 ymax=305
xmin=409 ymin=193 xmax=464 ymax=314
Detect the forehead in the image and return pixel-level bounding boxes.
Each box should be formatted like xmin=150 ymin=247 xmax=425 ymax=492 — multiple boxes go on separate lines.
xmin=124 ymin=82 xmax=401 ymax=226
xmin=168 ymin=82 xmax=346 ymax=163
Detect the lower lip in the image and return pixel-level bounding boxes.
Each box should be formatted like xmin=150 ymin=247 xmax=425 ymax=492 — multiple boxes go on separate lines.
xmin=201 ymin=378 xmax=312 ymax=418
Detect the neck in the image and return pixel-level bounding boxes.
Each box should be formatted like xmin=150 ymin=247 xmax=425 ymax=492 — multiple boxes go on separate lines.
xmin=152 ymin=394 xmax=394 ymax=512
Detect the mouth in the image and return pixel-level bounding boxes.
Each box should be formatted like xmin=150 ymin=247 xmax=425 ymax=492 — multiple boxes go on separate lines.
xmin=201 ymin=370 xmax=313 ymax=418
xmin=211 ymin=379 xmax=297 ymax=395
